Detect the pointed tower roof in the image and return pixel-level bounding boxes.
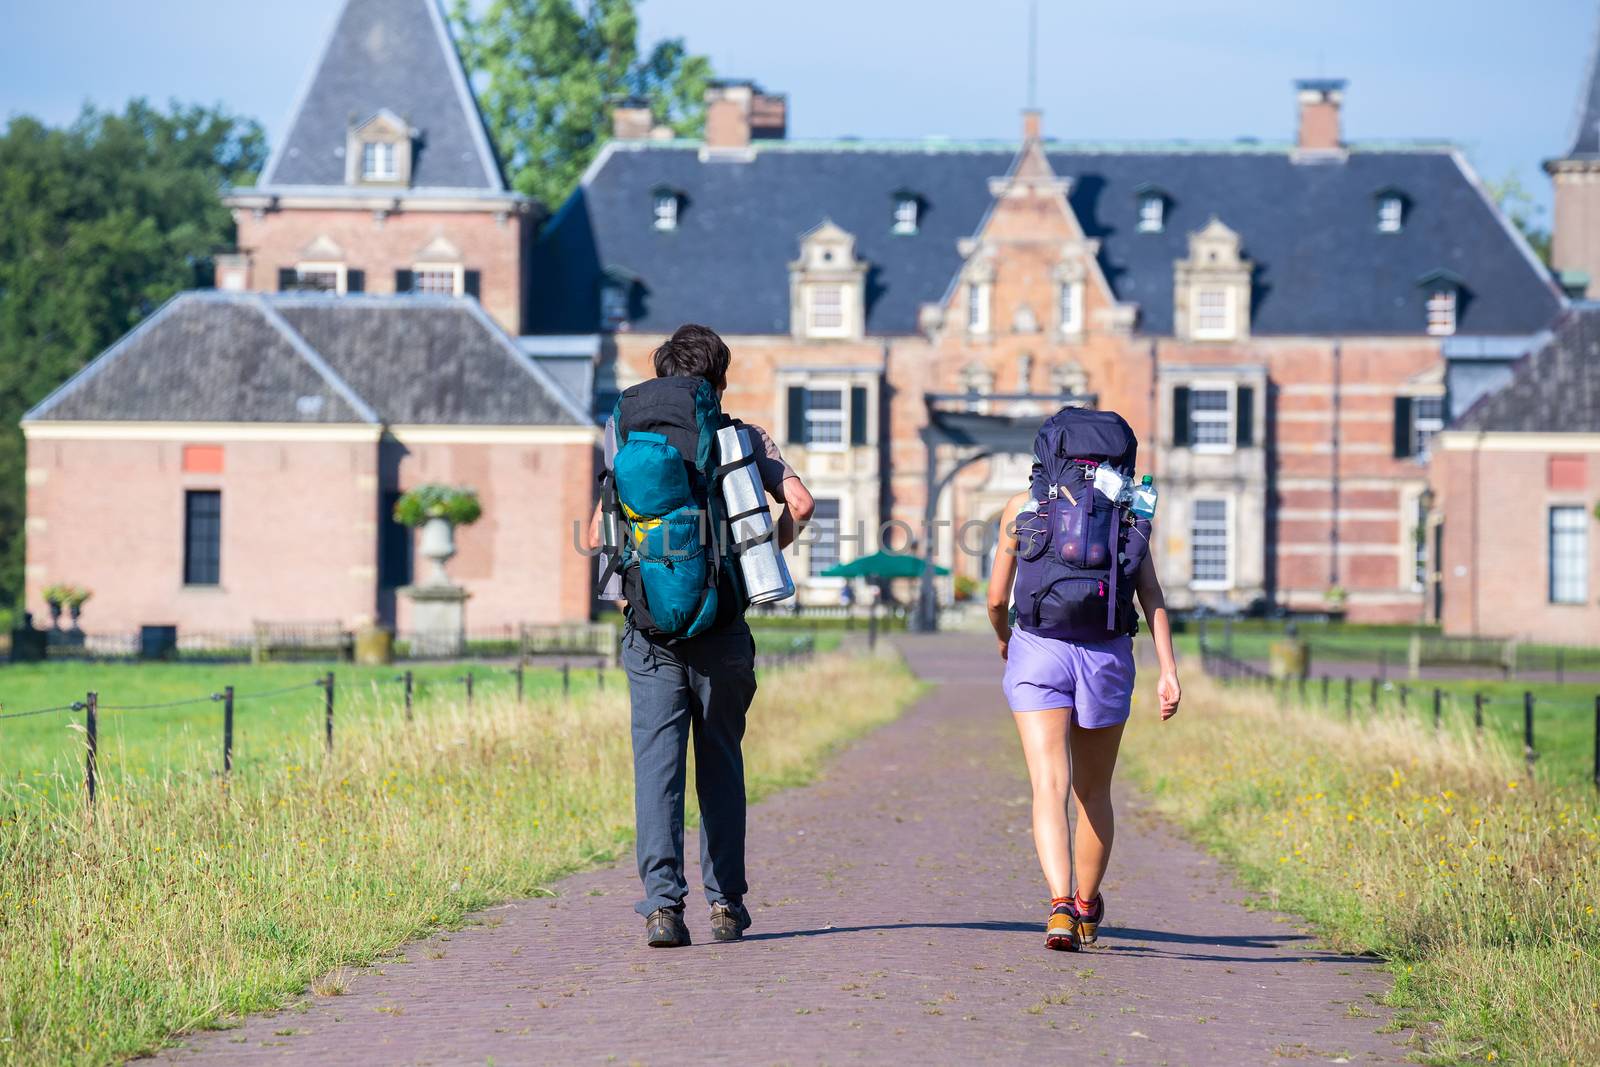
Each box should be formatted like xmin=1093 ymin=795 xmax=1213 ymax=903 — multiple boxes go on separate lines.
xmin=1561 ymin=9 xmax=1600 ymax=159
xmin=260 ymin=0 xmax=506 ymax=192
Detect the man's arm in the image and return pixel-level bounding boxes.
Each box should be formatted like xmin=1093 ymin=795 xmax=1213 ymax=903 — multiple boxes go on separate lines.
xmin=776 ymin=475 xmax=813 ymax=550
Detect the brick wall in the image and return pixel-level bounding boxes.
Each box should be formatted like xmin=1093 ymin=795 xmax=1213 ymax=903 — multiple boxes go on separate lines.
xmin=233 ymin=206 xmax=528 ymax=333
xmin=24 ymin=433 xmax=380 ymax=634
xmin=1434 ymin=436 xmax=1600 ymax=642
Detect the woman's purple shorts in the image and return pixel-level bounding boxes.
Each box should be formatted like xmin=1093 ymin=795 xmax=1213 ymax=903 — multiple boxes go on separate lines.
xmin=1002 ymin=627 xmax=1136 ymax=728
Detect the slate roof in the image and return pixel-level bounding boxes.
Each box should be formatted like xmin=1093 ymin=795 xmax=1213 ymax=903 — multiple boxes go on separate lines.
xmin=1561 ymin=14 xmax=1600 ymax=159
xmin=1456 ymin=305 xmax=1600 ymax=433
xmin=529 ymin=140 xmax=1562 ymax=338
xmin=258 ymin=0 xmax=506 ymax=193
xmin=25 ymin=293 xmax=589 ymax=427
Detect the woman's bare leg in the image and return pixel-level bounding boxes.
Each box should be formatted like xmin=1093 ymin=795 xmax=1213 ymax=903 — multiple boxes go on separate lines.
xmin=1067 ymin=721 xmax=1125 ymax=901
xmin=1011 ymin=708 xmax=1073 ymax=899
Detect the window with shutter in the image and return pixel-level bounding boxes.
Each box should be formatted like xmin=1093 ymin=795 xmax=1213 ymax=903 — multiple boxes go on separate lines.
xmin=1235 ymin=386 xmax=1255 ymax=448
xmin=1393 ymin=396 xmax=1414 ymax=459
xmin=786 ymin=387 xmax=806 ymax=445
xmin=850 ymin=386 xmax=869 ymax=445
xmin=1172 ymin=386 xmax=1191 ymax=447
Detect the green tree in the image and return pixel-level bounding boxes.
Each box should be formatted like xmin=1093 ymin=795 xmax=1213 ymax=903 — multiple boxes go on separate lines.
xmin=451 ymin=0 xmax=712 ymax=209
xmin=0 ymin=100 xmax=264 ymax=608
xmin=1486 ymin=170 xmax=1552 ymax=265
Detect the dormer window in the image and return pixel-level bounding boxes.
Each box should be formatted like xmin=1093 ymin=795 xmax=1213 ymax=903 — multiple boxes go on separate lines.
xmin=1426 ymin=290 xmax=1456 ymax=336
xmin=1378 ymin=195 xmax=1404 ymax=233
xmin=1417 ymin=269 xmax=1463 ymax=337
xmin=1174 ymin=218 xmax=1251 ymax=342
xmin=363 ymin=141 xmax=397 ymax=181
xmin=1369 ymin=191 xmax=1408 ymax=235
xmin=600 ymin=281 xmax=629 ymax=330
xmin=345 ymin=109 xmax=412 ymax=186
xmin=893 ymin=192 xmax=920 ymax=235
xmin=788 ymin=219 xmax=868 ymax=341
xmin=653 ymin=189 xmax=679 ymax=231
xmin=1137 ymin=192 xmax=1165 ymax=233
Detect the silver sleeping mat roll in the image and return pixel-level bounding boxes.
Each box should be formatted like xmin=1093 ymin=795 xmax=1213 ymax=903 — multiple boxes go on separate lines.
xmin=715 ymin=424 xmax=795 ymax=605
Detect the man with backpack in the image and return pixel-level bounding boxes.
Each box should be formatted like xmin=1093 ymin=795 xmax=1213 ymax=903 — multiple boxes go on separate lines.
xmin=588 ymin=324 xmax=814 ymax=947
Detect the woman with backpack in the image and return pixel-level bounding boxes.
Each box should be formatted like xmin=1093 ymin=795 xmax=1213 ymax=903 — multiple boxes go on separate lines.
xmin=985 ymin=408 xmax=1182 ymax=952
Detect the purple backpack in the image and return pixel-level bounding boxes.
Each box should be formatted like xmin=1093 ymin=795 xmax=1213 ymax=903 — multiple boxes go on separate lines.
xmin=1011 ymin=408 xmax=1151 ymax=642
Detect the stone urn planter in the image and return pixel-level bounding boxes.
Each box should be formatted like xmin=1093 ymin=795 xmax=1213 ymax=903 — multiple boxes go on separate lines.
xmin=393 ymin=485 xmax=482 ymax=656
xmin=418 ymin=515 xmax=457 ymax=587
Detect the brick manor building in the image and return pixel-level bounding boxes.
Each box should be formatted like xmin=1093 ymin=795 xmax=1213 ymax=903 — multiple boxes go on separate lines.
xmin=22 ymin=0 xmax=1568 ymax=632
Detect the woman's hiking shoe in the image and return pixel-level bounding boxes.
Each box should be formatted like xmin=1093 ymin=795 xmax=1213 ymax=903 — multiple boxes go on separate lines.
xmin=709 ymin=901 xmax=752 ymax=943
xmin=645 ymin=907 xmax=691 ymax=948
xmin=1071 ymin=894 xmax=1105 ymax=946
xmin=1045 ymin=899 xmax=1079 ymax=952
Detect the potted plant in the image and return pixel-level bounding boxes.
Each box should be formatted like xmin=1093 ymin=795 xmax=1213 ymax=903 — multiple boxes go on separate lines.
xmin=392 ymin=485 xmax=483 ymax=586
xmin=41 ymin=583 xmax=73 ymax=629
xmin=62 ymin=586 xmax=91 ymax=628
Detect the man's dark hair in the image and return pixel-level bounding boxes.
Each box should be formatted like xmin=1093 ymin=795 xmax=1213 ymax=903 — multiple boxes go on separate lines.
xmin=652 ymin=324 xmax=731 ymax=392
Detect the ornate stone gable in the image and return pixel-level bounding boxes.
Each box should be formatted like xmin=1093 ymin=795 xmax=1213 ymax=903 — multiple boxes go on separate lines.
xmin=1173 ymin=217 xmax=1253 ymax=342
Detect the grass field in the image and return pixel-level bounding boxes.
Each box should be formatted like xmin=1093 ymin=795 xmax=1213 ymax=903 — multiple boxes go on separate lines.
xmin=0 ymin=627 xmax=840 ymax=797
xmin=0 ymin=648 xmax=921 ymax=1065
xmin=1174 ymin=623 xmax=1600 ymax=676
xmin=1124 ymin=674 xmax=1600 ymax=1064
xmin=1205 ymin=665 xmax=1600 ymax=788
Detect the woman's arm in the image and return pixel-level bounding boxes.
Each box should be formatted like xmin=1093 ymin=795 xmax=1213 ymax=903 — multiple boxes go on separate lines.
xmin=986 ymin=491 xmax=1031 ymax=661
xmin=1133 ymin=553 xmax=1182 ymax=720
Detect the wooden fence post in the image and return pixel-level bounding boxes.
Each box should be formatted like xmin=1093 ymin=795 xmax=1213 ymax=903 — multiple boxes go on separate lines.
xmin=562 ymin=661 xmax=571 ymax=699
xmin=84 ymin=692 xmax=98 ymax=808
xmin=1523 ymin=691 xmax=1535 ymax=775
xmin=404 ymin=670 xmax=414 ymax=722
xmin=323 ymin=672 xmax=335 ymax=753
xmin=1474 ymin=691 xmax=1484 ymax=735
xmin=515 ymin=661 xmax=525 ymax=704
xmin=1344 ymin=677 xmax=1352 ymax=721
xmin=1432 ymin=688 xmax=1442 ymax=731
xmin=464 ymin=671 xmax=474 ymax=709
xmin=222 ymin=686 xmax=234 ymax=774
xmin=596 ymin=660 xmax=605 ymax=692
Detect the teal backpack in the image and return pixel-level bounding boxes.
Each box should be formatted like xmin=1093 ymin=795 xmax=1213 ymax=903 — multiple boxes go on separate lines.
xmin=599 ymin=376 xmax=749 ymax=640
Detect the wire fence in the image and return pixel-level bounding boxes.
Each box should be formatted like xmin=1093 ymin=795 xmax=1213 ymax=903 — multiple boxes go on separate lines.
xmin=1197 ymin=644 xmax=1600 ymax=794
xmin=0 ymin=636 xmax=823 ymax=809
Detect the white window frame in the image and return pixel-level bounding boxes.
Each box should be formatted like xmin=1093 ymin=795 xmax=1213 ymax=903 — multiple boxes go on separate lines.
xmin=1411 ymin=393 xmax=1446 ymax=460
xmin=1426 ymin=289 xmax=1457 ymax=336
xmin=1378 ymin=196 xmax=1404 ymax=233
xmin=802 ymin=383 xmax=848 ymax=451
xmin=1549 ymin=505 xmax=1588 ymax=605
xmin=411 ymin=262 xmax=464 ymax=297
xmin=1189 ymin=497 xmax=1233 ymax=591
xmin=807 ymin=497 xmax=844 ymax=579
xmin=653 ymin=191 xmax=678 ymax=231
xmin=1058 ymin=280 xmax=1084 ymax=336
xmin=893 ymin=195 xmax=919 ymax=235
xmin=804 ymin=284 xmax=850 ymax=339
xmin=1138 ymin=194 xmax=1164 ymax=233
xmin=294 ymin=261 xmax=347 ymax=295
xmin=362 ymin=140 xmax=397 ymax=181
xmin=1188 ymin=384 xmax=1236 ymax=454
xmin=1191 ymin=286 xmax=1235 ymax=340
xmin=600 ymin=283 xmax=628 ymax=329
xmin=967 ymin=281 xmax=991 ymax=335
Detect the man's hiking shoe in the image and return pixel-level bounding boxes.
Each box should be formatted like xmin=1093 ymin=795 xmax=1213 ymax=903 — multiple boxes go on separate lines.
xmin=645 ymin=907 xmax=691 ymax=948
xmin=709 ymin=901 xmax=752 ymax=943
xmin=1045 ymin=899 xmax=1079 ymax=952
xmin=1071 ymin=894 xmax=1105 ymax=946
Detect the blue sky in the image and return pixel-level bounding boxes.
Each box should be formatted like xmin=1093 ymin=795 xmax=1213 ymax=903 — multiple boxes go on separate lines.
xmin=2 ymin=0 xmax=1594 ymax=217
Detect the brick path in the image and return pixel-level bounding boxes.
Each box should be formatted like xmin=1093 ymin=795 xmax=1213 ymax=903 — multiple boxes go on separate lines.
xmin=161 ymin=635 xmax=1408 ymax=1065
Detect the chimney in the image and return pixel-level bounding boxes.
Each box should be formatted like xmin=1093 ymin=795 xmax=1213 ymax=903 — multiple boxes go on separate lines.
xmin=704 ymin=81 xmax=786 ymax=150
xmin=612 ymin=97 xmax=655 ymax=141
xmin=215 ymin=252 xmax=251 ymax=293
xmin=1022 ymin=108 xmax=1042 ymax=142
xmin=1295 ymin=78 xmax=1347 ymax=152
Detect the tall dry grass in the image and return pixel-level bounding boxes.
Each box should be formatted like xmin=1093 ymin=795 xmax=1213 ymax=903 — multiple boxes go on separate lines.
xmin=0 ymin=652 xmax=919 ymax=1066
xmin=1125 ymin=674 xmax=1600 ymax=1064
